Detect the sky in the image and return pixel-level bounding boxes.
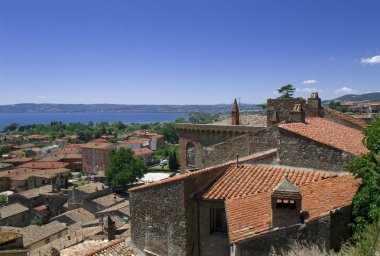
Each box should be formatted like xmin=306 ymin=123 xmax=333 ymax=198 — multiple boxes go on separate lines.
xmin=0 ymin=0 xmax=379 ymax=105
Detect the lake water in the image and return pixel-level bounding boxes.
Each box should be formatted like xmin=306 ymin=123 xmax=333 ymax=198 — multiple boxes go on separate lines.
xmin=0 ymin=112 xmax=188 ymax=130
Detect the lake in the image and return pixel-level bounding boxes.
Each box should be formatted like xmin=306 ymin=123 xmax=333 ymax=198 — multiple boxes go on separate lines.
xmin=0 ymin=112 xmax=188 ymax=130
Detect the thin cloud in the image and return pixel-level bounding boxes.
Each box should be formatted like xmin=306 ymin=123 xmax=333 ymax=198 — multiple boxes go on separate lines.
xmin=361 ymin=55 xmax=380 ymax=64
xmin=296 ymin=88 xmax=319 ymax=93
xmin=303 ymin=80 xmax=317 ymax=84
xmin=334 ymin=87 xmax=353 ymax=94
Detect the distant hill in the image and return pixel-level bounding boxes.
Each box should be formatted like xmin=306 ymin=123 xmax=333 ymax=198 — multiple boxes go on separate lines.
xmin=0 ymin=103 xmax=260 ymax=114
xmin=332 ymin=92 xmax=380 ymax=103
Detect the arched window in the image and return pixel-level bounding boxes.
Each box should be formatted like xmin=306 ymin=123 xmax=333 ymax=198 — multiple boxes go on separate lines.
xmin=186 ymin=142 xmax=195 ymax=167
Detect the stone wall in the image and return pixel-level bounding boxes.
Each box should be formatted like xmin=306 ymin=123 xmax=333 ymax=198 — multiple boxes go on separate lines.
xmin=130 ymin=164 xmax=230 ymax=256
xmin=176 ymin=124 xmax=262 ymax=170
xmin=278 ymin=128 xmax=355 ymax=172
xmin=237 ymin=205 xmax=353 ymax=256
xmin=237 ymin=216 xmax=331 ymax=256
xmin=201 ymin=127 xmax=279 ymax=168
xmin=323 ymin=109 xmax=364 ymax=131
xmin=267 ymin=98 xmax=307 ymax=125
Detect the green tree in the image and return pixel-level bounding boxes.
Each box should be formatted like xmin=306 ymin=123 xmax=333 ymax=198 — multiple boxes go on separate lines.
xmin=2 ymin=123 xmax=19 ymax=132
xmin=346 ymin=117 xmax=380 ymax=236
xmin=168 ymin=150 xmax=180 ymax=172
xmin=161 ymin=123 xmax=179 ymax=144
xmin=277 ymin=84 xmax=296 ymax=99
xmin=328 ymin=101 xmax=348 ymax=113
xmin=0 ymin=195 xmax=8 ymax=205
xmin=105 ymin=147 xmax=147 ymax=189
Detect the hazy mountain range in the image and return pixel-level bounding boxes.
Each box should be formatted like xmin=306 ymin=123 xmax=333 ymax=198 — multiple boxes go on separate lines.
xmin=0 ymin=93 xmax=379 ymax=113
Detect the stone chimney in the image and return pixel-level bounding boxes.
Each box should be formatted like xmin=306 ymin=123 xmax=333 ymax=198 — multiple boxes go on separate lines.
xmin=271 ymin=174 xmax=302 ymax=228
xmin=270 ymin=110 xmax=279 ymax=125
xmin=308 ymin=92 xmax=322 ymax=117
xmin=104 ymin=215 xmax=116 ymax=241
xmin=289 ymin=103 xmax=305 ymax=123
xmin=231 ymin=99 xmax=240 ymax=125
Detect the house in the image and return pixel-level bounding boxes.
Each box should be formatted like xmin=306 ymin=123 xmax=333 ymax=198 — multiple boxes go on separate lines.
xmin=20 ymin=221 xmax=68 ymax=251
xmin=133 ymin=147 xmax=153 ymax=165
xmin=0 ymin=229 xmax=27 ymax=255
xmin=50 ymin=207 xmax=96 ymax=234
xmin=8 ymin=185 xmax=67 ymax=217
xmin=26 ymin=135 xmax=51 ymax=142
xmin=81 ymin=143 xmax=116 ymax=175
xmin=0 ymin=203 xmax=31 ymax=227
xmin=52 ymin=138 xmax=68 ymax=147
xmin=118 ymin=138 xmax=151 ymax=150
xmin=17 ymin=161 xmax=70 ymax=170
xmin=67 ymin=182 xmax=109 ymax=210
xmin=128 ymin=156 xmax=360 ymax=256
xmin=84 ymin=238 xmax=136 ymax=256
xmin=177 ymin=93 xmax=368 ymax=172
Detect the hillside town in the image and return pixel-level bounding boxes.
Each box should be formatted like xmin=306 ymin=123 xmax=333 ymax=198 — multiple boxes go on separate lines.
xmin=0 ymin=92 xmax=378 ymax=255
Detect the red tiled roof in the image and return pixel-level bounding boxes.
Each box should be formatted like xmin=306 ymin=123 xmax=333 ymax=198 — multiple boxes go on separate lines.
xmin=59 ymin=147 xmax=81 ymax=154
xmin=133 ymin=147 xmax=153 ymax=156
xmin=91 ymin=138 xmax=109 ymax=143
xmin=1 ymin=157 xmax=33 ymax=163
xmin=121 ymin=138 xmax=151 ymax=144
xmin=80 ymin=142 xmax=115 ymax=149
xmin=226 ymin=175 xmax=360 ymax=243
xmin=201 ymin=164 xmax=337 ymax=200
xmin=129 ymin=149 xmax=278 ymax=192
xmin=34 ymin=205 xmax=47 ymax=211
xmin=17 ymin=161 xmax=70 ymax=169
xmin=27 ymin=135 xmax=50 ymax=140
xmin=322 ymin=107 xmax=368 ymax=129
xmin=279 ymin=117 xmax=368 ymax=155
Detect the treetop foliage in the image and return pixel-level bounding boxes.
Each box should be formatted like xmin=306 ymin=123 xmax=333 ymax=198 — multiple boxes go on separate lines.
xmin=277 ymin=84 xmax=296 ymax=99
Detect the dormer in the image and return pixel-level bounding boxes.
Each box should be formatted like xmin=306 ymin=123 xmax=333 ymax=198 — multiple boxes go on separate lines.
xmin=271 ymin=174 xmax=302 ymax=228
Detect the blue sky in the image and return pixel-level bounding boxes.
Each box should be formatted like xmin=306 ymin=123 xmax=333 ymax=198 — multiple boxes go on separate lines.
xmin=0 ymin=0 xmax=379 ymax=105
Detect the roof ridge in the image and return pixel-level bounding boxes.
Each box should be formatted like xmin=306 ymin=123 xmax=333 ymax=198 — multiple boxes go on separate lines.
xmin=322 ymin=106 xmax=368 ymax=128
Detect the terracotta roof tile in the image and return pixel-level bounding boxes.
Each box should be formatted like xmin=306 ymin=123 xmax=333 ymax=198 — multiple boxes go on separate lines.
xmin=201 ymin=164 xmax=337 ymax=200
xmin=279 ymin=117 xmax=368 ymax=155
xmin=133 ymin=147 xmax=153 ymax=156
xmin=226 ymin=175 xmax=360 ymax=243
xmin=17 ymin=161 xmax=70 ymax=169
xmin=129 ymin=149 xmax=278 ymax=192
xmin=322 ymin=107 xmax=368 ymax=129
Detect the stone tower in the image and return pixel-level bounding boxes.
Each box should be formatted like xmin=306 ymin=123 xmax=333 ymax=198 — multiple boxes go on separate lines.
xmin=103 ymin=215 xmax=116 ymax=241
xmin=231 ymin=98 xmax=240 ymax=125
xmin=271 ymin=174 xmax=302 ymax=228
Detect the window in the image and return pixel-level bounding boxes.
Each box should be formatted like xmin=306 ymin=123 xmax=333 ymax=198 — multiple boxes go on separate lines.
xmin=45 ymin=237 xmax=50 ymax=244
xmin=210 ymin=208 xmax=227 ymax=234
xmin=276 ymin=199 xmax=296 ymax=209
xmin=57 ymin=232 xmax=62 ymax=239
xmin=186 ymin=142 xmax=195 ymax=167
xmin=22 ymin=215 xmax=25 ymax=222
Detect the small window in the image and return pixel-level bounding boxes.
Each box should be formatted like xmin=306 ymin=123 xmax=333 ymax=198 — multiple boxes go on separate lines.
xmin=276 ymin=198 xmax=297 ymax=209
xmin=22 ymin=215 xmax=25 ymax=221
xmin=186 ymin=142 xmax=195 ymax=167
xmin=210 ymin=208 xmax=227 ymax=234
xmin=45 ymin=237 xmax=50 ymax=244
xmin=57 ymin=232 xmax=62 ymax=239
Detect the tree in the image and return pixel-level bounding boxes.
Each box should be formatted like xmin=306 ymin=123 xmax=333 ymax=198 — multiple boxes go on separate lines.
xmin=2 ymin=123 xmax=19 ymax=132
xmin=161 ymin=123 xmax=179 ymax=144
xmin=169 ymin=150 xmax=180 ymax=172
xmin=105 ymin=147 xmax=147 ymax=189
xmin=277 ymin=84 xmax=296 ymax=99
xmin=346 ymin=117 xmax=380 ymax=236
xmin=328 ymin=101 xmax=347 ymax=113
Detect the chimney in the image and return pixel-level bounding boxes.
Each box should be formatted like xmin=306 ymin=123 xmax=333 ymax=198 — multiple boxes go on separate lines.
xmin=289 ymin=104 xmax=305 ymax=123
xmin=270 ymin=110 xmax=279 ymax=125
xmin=307 ymin=92 xmax=322 ymax=117
xmin=271 ymin=174 xmax=302 ymax=228
xmin=231 ymin=99 xmax=240 ymax=125
xmin=104 ymin=215 xmax=116 ymax=241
